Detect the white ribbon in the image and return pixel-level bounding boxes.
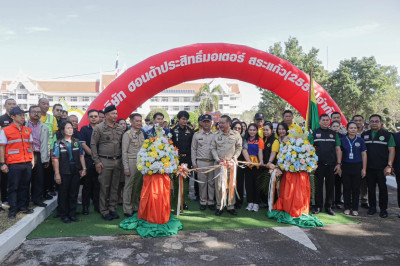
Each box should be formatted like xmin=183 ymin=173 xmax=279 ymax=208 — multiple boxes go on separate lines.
xmin=268 ymin=169 xmax=277 ymax=212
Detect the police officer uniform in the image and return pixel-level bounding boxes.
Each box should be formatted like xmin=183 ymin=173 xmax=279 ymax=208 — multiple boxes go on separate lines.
xmin=362 ymin=128 xmax=395 ymax=216
xmin=211 ymin=128 xmax=242 ymax=215
xmin=90 ymin=105 xmax=124 ymax=220
xmin=310 ymin=127 xmax=340 ymax=215
xmin=122 ymin=127 xmax=145 ymax=216
xmin=191 ymin=114 xmax=215 ymax=209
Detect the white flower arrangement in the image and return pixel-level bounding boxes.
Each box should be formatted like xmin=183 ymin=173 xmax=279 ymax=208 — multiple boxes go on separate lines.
xmin=137 ymin=136 xmax=179 ymax=175
xmin=276 ymin=133 xmax=318 ymax=173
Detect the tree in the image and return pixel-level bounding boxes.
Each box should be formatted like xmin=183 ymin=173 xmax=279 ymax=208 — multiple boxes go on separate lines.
xmin=326 ymin=56 xmax=399 ymax=126
xmin=146 ymin=108 xmax=170 ymax=123
xmin=193 ymin=83 xmax=223 ymax=113
xmin=173 ymin=111 xmax=199 ymax=127
xmin=258 ymin=37 xmax=329 ymax=120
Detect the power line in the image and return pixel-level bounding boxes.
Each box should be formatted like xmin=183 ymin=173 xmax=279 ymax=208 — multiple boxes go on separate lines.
xmin=50 ymin=70 xmax=114 ymax=80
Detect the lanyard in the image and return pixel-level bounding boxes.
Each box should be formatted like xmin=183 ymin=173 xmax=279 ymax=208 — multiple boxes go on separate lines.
xmin=346 ymin=136 xmax=357 ymax=154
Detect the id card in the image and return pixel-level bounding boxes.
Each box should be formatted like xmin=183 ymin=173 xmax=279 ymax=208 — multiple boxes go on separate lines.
xmin=349 ymin=153 xmax=354 ymax=160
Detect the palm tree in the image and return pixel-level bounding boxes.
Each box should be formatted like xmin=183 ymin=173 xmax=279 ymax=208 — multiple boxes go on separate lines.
xmin=193 ymin=83 xmax=223 ymax=113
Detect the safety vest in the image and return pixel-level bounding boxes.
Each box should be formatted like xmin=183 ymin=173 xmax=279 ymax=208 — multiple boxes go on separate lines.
xmin=362 ymin=129 xmax=392 ymax=170
xmin=3 ymin=123 xmax=33 ymax=164
xmin=43 ymin=114 xmax=55 ymax=147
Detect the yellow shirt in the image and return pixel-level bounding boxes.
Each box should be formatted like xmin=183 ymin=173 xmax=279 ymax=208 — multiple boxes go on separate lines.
xmin=258 ymin=127 xmax=264 ymax=139
xmin=275 ymin=123 xmax=303 ymax=138
xmin=40 ymin=114 xmax=58 ymax=132
xmin=272 ymin=139 xmax=280 ymax=153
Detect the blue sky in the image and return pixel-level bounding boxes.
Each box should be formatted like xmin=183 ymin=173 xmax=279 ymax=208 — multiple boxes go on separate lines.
xmin=0 ymin=0 xmax=399 ymax=107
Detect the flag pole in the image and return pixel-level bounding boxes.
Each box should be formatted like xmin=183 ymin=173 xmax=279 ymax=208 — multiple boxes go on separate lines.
xmin=307 ymin=67 xmax=313 ymax=132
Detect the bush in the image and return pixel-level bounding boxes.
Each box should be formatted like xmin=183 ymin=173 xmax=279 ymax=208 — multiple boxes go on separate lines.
xmin=173 ymin=111 xmax=199 ymax=126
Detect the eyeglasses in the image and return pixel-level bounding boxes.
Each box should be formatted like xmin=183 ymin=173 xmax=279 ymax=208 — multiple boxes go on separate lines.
xmin=89 ymin=115 xmax=98 ymax=118
xmin=369 ymin=120 xmax=380 ymax=123
xmin=54 ymin=109 xmax=62 ymax=112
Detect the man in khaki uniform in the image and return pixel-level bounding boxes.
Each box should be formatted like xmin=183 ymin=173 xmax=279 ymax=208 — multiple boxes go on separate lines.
xmin=192 ymin=114 xmax=215 ymax=211
xmin=211 ymin=115 xmax=242 ymax=216
xmin=91 ymin=105 xmax=124 ymax=221
xmin=122 ymin=113 xmax=145 ymax=217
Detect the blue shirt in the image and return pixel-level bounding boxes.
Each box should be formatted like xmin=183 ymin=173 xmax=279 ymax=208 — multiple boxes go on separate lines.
xmin=53 ymin=140 xmax=84 ymax=162
xmin=340 ymin=136 xmax=367 ymax=164
xmin=79 ymin=125 xmax=93 ymax=157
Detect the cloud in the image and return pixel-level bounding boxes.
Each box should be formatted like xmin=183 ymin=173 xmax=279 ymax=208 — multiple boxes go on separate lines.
xmin=25 ymin=27 xmax=51 ymax=33
xmin=0 ymin=27 xmax=16 ymax=41
xmin=319 ymin=23 xmax=379 ymax=39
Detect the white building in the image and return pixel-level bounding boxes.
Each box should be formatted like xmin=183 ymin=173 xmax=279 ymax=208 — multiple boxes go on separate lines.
xmin=0 ymin=72 xmax=243 ymax=118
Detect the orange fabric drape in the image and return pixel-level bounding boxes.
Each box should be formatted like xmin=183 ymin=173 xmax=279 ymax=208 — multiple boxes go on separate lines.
xmin=137 ymin=174 xmax=171 ymax=224
xmin=273 ymin=172 xmax=310 ymax=217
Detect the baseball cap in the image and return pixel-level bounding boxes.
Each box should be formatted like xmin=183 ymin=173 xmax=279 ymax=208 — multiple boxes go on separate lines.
xmin=254 ymin=113 xmax=264 ymax=120
xmin=10 ymin=106 xmax=28 ymax=116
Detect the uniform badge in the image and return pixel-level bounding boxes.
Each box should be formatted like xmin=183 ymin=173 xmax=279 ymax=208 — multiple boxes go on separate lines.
xmin=4 ymin=121 xmax=9 ymax=124
xmin=218 ymin=136 xmax=222 ymax=141
xmin=316 ymin=133 xmax=321 ymax=138
xmin=355 ymin=142 xmax=360 ymax=147
xmin=379 ymin=136 xmax=385 ymax=141
xmin=364 ymin=135 xmax=369 ymax=140
xmin=186 ymin=130 xmax=190 ymax=134
xmin=24 ymin=129 xmax=29 ymax=134
xmin=329 ymin=134 xmax=334 ymax=138
xmin=267 ymin=143 xmax=271 ymax=147
xmin=74 ymin=142 xmax=79 ymax=147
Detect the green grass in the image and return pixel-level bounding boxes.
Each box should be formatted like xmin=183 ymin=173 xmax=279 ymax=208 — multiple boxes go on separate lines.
xmin=27 ymin=200 xmax=359 ymax=239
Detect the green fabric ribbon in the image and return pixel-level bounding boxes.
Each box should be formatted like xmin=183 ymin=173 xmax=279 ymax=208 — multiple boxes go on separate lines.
xmin=119 ymin=213 xmax=183 ymax=238
xmin=267 ymin=210 xmax=324 ymax=228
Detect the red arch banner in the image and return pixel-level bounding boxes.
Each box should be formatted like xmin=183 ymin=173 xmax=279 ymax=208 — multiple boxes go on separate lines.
xmin=79 ymin=43 xmax=346 ymax=129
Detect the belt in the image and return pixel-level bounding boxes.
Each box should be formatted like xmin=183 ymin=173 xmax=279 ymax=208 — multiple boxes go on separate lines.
xmin=180 ymin=154 xmax=187 ymax=157
xmin=99 ymin=155 xmax=121 ymax=160
xmin=197 ymin=159 xmax=214 ymax=162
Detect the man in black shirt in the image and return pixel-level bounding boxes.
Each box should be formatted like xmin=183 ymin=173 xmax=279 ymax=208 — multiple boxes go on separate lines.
xmin=0 ymin=98 xmax=16 ymax=203
xmin=53 ymin=104 xmax=66 ymax=129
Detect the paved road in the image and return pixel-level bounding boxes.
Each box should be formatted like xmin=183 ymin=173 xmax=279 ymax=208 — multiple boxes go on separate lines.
xmin=3 ymin=188 xmax=399 ymax=265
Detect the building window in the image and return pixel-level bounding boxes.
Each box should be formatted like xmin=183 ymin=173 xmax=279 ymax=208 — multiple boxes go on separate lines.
xmin=161 ymin=97 xmax=168 ymax=102
xmin=71 ymin=106 xmax=78 ymax=109
xmin=162 ymin=106 xmax=169 ymax=111
xmin=82 ymin=96 xmax=89 ymax=102
xmin=70 ymin=96 xmax=77 ymax=102
xmin=173 ymin=97 xmax=179 ymax=102
xmin=218 ymin=95 xmax=223 ymax=100
xmin=173 ymin=106 xmax=179 ymax=111
xmin=48 ymin=96 xmax=53 ymax=101
xmin=17 ymin=94 xmax=27 ymax=100
xmin=183 ymin=97 xmax=191 ymax=102
xmin=184 ymin=106 xmax=190 ymax=111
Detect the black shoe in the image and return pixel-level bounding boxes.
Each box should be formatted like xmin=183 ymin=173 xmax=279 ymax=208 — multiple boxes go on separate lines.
xmin=215 ymin=210 xmax=222 ymax=216
xmin=34 ymin=202 xmax=47 ymax=207
xmin=48 ymin=191 xmax=57 ymax=197
xmin=361 ymin=203 xmax=370 ymax=209
xmin=82 ymin=206 xmax=89 ymax=215
xmin=102 ymin=213 xmax=114 ymax=221
xmin=367 ymin=208 xmax=377 ymax=215
xmin=312 ymin=208 xmax=320 ymax=214
xmin=379 ymin=210 xmax=388 ymax=218
xmin=228 ymin=209 xmax=237 ymax=216
xmin=326 ymin=208 xmax=336 ymax=216
xmin=208 ymin=205 xmax=216 ymax=210
xmin=69 ymin=216 xmax=79 ymax=222
xmin=62 ymin=217 xmax=71 ymax=223
xmin=183 ymin=203 xmax=189 ymax=210
xmin=398 ymin=213 xmax=400 ymax=218
xmin=124 ymin=213 xmax=133 ymax=217
xmin=109 ymin=211 xmax=120 ymax=219
xmin=8 ymin=211 xmax=16 ymax=219
xmin=200 ymin=205 xmax=206 ymax=211
xmin=43 ymin=194 xmax=53 ymax=200
xmin=18 ymin=208 xmax=34 ymax=214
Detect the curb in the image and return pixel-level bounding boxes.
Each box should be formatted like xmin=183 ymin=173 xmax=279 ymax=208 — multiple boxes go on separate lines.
xmin=0 ymin=196 xmax=57 ymax=263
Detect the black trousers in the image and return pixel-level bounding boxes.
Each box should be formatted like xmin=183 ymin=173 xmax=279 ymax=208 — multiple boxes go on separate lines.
xmin=43 ymin=161 xmax=55 ymax=195
xmin=81 ymin=157 xmax=99 ymax=210
xmin=58 ymin=164 xmax=81 ymax=218
xmin=315 ymin=164 xmax=335 ymax=209
xmin=1 ymin=171 xmax=8 ymax=202
xmin=244 ymin=166 xmax=261 ymax=204
xmin=366 ymin=168 xmax=388 ymax=211
xmin=236 ymin=165 xmax=245 ymax=205
xmin=8 ymin=162 xmax=32 ymax=212
xmin=334 ymin=173 xmax=342 ymax=204
xmin=31 ymin=152 xmax=45 ymax=203
xmin=396 ymin=169 xmax=400 ymax=208
xmin=342 ymin=163 xmax=362 ymax=211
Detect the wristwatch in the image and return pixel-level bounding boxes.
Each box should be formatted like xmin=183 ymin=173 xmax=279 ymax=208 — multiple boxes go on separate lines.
xmin=0 ymin=162 xmax=5 ymax=167
xmin=336 ymin=162 xmax=342 ymax=166
xmin=83 ymin=168 xmax=87 ymax=170
xmin=387 ymin=164 xmax=392 ymax=168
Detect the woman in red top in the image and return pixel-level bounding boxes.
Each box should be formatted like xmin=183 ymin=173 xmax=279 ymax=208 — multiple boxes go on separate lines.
xmin=242 ymin=123 xmax=264 ymax=212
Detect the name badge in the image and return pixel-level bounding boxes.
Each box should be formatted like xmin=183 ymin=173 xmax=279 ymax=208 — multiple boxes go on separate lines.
xmin=349 ymin=153 xmax=354 ymax=160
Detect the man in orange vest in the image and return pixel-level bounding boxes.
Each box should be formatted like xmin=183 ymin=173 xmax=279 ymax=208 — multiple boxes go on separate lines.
xmin=0 ymin=106 xmax=35 ymax=219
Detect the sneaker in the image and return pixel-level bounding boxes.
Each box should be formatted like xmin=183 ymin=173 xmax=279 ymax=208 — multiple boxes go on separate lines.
xmin=344 ymin=209 xmax=350 ymax=215
xmin=352 ymin=211 xmax=359 ymax=216
xmin=246 ymin=203 xmax=254 ymax=211
xmin=252 ymin=204 xmax=259 ymax=212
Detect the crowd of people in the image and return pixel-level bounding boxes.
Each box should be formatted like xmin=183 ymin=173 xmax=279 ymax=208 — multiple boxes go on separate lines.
xmin=0 ymin=97 xmax=399 ymax=224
